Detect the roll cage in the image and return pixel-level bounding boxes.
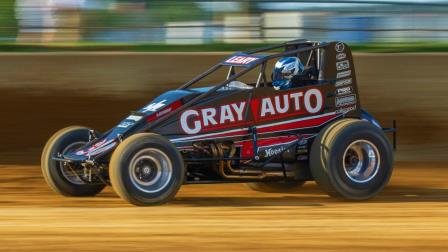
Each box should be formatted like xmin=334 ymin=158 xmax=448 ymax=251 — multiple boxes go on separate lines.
xmin=146 ymin=39 xmax=329 ymax=131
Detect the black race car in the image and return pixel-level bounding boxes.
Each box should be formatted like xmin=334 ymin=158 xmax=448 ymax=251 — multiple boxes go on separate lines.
xmin=42 ymin=39 xmax=396 ymax=206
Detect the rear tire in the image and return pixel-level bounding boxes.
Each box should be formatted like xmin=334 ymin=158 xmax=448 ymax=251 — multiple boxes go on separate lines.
xmin=109 ymin=133 xmax=185 ymax=206
xmin=247 ymin=181 xmax=305 ymax=193
xmin=41 ymin=126 xmax=106 ymax=197
xmin=310 ymin=119 xmax=394 ymax=200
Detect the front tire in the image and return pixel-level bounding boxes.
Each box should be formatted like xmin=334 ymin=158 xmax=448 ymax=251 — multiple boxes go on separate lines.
xmin=41 ymin=126 xmax=106 ymax=197
xmin=109 ymin=133 xmax=185 ymax=206
xmin=310 ymin=119 xmax=394 ymax=200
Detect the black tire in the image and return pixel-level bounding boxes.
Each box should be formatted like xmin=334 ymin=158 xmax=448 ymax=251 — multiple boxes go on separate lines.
xmin=310 ymin=119 xmax=394 ymax=200
xmin=41 ymin=126 xmax=106 ymax=197
xmin=109 ymin=133 xmax=185 ymax=206
xmin=247 ymin=181 xmax=306 ymax=193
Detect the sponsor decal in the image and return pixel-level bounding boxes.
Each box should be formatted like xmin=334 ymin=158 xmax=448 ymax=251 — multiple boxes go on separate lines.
xmin=336 ymin=95 xmax=357 ymax=107
xmin=235 ymin=135 xmax=302 ymax=159
xmin=180 ymin=102 xmax=247 ymax=134
xmin=335 ymin=78 xmax=353 ymax=87
xmin=336 ymin=86 xmax=353 ymax=96
xmin=171 ymin=113 xmax=337 ymax=143
xmin=336 ymin=105 xmax=357 ymax=114
xmin=142 ymin=100 xmax=167 ymax=113
xmin=117 ymin=121 xmax=134 ymax=128
xmin=156 ymin=107 xmax=172 ymax=117
xmin=225 ymin=55 xmax=259 ymax=65
xmin=147 ymin=100 xmax=183 ymax=122
xmin=76 ymin=139 xmax=116 ymax=156
xmin=336 ymin=70 xmax=351 ymax=79
xmin=335 ymin=42 xmax=345 ymax=52
xmin=116 ymin=115 xmax=143 ymax=129
xmin=257 ymin=89 xmax=323 ymax=118
xmin=126 ymin=115 xmax=143 ymax=121
xmin=87 ymin=141 xmax=117 ymax=156
xmin=180 ymin=88 xmax=324 ymax=134
xmin=336 ymin=60 xmax=350 ymax=71
xmin=263 ymin=146 xmax=285 ymax=158
xmin=336 ymin=53 xmax=346 ymax=60
xmin=89 ymin=140 xmax=106 ymax=149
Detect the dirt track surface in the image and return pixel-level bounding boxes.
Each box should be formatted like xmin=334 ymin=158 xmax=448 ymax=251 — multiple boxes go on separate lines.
xmin=0 ymin=162 xmax=447 ymax=251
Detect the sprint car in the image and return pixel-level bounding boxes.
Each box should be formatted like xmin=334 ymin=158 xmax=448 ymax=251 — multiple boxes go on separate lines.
xmin=42 ymin=39 xmax=396 ymax=206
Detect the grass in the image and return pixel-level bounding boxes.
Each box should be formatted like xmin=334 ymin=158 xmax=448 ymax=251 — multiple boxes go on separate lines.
xmin=0 ymin=41 xmax=447 ymax=53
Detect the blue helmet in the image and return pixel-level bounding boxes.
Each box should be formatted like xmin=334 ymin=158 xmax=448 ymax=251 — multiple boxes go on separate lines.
xmin=272 ymin=57 xmax=304 ymax=90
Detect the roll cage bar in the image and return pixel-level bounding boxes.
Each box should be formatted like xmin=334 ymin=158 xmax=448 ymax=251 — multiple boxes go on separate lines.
xmin=143 ymin=39 xmax=329 ymax=132
xmin=178 ymin=39 xmax=326 ymax=90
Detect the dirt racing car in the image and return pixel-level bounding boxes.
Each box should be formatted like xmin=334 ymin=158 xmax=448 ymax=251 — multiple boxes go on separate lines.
xmin=42 ymin=39 xmax=396 ymax=206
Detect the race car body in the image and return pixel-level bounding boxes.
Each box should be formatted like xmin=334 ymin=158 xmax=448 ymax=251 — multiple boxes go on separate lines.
xmin=42 ymin=39 xmax=396 ymax=206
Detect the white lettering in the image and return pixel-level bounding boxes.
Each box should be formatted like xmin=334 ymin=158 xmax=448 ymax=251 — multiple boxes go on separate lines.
xmin=126 ymin=115 xmax=143 ymax=121
xmin=142 ymin=100 xmax=167 ymax=113
xmin=180 ymin=110 xmax=201 ymax=134
xmin=180 ymin=102 xmax=248 ymax=134
xmin=220 ymin=105 xmax=234 ymax=124
xmin=201 ymin=108 xmax=217 ymax=127
xmin=226 ymin=56 xmax=258 ymax=65
xmin=274 ymin=95 xmax=289 ymax=114
xmin=289 ymin=92 xmax=303 ymax=111
xmin=261 ymin=98 xmax=276 ymax=117
xmin=304 ymin=89 xmax=323 ymax=114
xmin=231 ymin=102 xmax=245 ymax=121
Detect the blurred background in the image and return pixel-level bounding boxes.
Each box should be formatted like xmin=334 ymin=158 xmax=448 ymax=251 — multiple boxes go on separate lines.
xmin=1 ymin=0 xmax=448 ymax=45
xmin=0 ymin=0 xmax=447 ymax=165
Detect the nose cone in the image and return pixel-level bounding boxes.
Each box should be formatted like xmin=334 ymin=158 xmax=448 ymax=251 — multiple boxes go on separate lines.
xmin=64 ymin=138 xmax=117 ymax=161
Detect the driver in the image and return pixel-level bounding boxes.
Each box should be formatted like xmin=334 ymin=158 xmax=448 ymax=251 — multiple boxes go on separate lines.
xmin=272 ymin=57 xmax=305 ymax=90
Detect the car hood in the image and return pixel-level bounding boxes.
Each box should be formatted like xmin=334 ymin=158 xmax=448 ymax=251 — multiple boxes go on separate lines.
xmin=63 ymin=88 xmax=210 ymax=161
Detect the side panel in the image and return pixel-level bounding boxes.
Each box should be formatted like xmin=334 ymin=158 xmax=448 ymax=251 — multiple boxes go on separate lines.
xmin=157 ymin=41 xmax=362 ymax=160
xmin=321 ymin=41 xmax=361 ymax=116
xmin=164 ymin=84 xmax=348 ymax=156
xmin=152 ymin=89 xmax=253 ymax=143
xmin=238 ymin=84 xmax=339 ymax=159
xmin=250 ymin=84 xmax=335 ymax=130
